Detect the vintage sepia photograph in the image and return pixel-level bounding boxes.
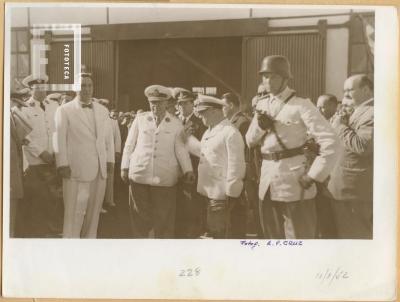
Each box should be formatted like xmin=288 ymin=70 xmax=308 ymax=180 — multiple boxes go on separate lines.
xmin=2 ymin=3 xmax=397 ymax=300
xmin=7 ymin=4 xmax=375 ymax=240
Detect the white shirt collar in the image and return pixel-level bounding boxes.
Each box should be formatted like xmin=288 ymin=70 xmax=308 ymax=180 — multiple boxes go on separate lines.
xmin=270 ymin=86 xmax=294 ymax=102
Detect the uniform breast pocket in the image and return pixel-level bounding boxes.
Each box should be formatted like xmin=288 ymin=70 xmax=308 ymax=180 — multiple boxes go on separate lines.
xmin=160 ymin=130 xmax=176 ymax=145
xmin=278 ymin=117 xmax=301 ymax=127
xmin=130 ymin=152 xmax=149 ymax=170
xmin=162 ymin=130 xmax=175 ymax=137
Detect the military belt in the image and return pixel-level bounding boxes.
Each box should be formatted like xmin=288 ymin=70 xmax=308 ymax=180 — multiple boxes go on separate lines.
xmin=261 ymin=146 xmax=304 ymax=161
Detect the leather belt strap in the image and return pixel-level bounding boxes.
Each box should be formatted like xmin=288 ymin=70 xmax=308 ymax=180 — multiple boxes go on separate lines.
xmin=261 ymin=146 xmax=304 ymax=161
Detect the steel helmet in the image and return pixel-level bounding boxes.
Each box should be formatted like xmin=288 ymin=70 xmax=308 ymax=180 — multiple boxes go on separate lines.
xmin=258 ymin=55 xmax=293 ymax=79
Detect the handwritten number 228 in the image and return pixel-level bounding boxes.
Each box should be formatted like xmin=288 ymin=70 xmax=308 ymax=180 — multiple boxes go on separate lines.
xmin=179 ymin=268 xmax=201 ymax=277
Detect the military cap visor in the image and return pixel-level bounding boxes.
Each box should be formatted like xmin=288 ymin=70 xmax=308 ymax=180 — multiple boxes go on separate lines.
xmin=173 ymin=88 xmax=196 ymax=103
xmin=22 ymin=74 xmax=49 ymax=88
xmin=194 ymin=95 xmax=226 ymax=112
xmin=195 ymin=102 xmax=224 ymax=112
xmin=145 ymin=85 xmax=172 ymax=101
xmin=46 ymin=93 xmax=62 ymax=102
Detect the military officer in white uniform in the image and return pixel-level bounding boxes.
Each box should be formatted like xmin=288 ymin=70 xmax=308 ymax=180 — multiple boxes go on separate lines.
xmin=185 ymin=95 xmax=246 ymax=238
xmin=246 ymin=55 xmax=340 ymax=239
xmin=121 ymin=85 xmax=194 ymax=238
xmin=20 ymin=74 xmax=60 ymax=237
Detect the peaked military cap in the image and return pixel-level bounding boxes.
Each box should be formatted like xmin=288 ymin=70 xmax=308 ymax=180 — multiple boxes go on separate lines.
xmin=194 ymin=94 xmax=226 ymax=112
xmin=173 ymin=87 xmax=196 ymax=103
xmin=144 ymin=85 xmax=172 ymax=102
xmin=22 ymin=74 xmax=49 ymax=88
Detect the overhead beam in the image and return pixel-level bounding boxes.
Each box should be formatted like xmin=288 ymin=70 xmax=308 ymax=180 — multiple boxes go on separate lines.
xmin=90 ymin=17 xmax=269 ymax=41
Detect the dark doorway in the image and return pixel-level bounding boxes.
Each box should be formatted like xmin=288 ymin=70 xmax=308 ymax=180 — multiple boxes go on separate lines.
xmin=118 ymin=37 xmax=242 ymax=111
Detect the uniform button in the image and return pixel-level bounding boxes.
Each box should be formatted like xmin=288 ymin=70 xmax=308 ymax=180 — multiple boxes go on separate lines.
xmin=153 ymin=155 xmax=156 ymax=158
xmin=155 ymin=140 xmax=158 ymax=143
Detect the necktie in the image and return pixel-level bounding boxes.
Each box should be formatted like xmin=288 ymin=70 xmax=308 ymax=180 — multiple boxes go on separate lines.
xmin=81 ymin=103 xmax=93 ymax=109
xmin=39 ymin=102 xmax=46 ymax=111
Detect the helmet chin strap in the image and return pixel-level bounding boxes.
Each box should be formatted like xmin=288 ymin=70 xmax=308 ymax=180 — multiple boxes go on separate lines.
xmin=271 ymin=78 xmax=288 ymax=96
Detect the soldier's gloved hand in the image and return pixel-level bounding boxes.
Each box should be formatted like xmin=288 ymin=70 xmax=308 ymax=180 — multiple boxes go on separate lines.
xmin=256 ymin=112 xmax=274 ymax=130
xmin=57 ymin=166 xmax=71 ymax=179
xmin=107 ymin=162 xmax=114 ymax=174
xmin=121 ymin=169 xmax=129 ymax=183
xmin=183 ymin=171 xmax=195 ymax=185
xmin=298 ymin=174 xmax=315 ymax=189
xmin=39 ymin=151 xmax=54 ymax=164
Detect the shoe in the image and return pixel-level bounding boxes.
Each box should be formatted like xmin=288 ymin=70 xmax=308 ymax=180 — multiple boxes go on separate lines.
xmin=199 ymin=232 xmax=213 ymax=239
xmin=100 ymin=207 xmax=108 ymax=214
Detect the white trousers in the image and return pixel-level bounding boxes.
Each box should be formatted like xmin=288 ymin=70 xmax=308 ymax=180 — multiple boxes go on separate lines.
xmin=62 ymin=172 xmax=106 ymax=238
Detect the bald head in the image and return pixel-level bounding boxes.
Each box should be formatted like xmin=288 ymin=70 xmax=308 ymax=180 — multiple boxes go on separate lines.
xmin=343 ymin=74 xmax=373 ymax=107
xmin=317 ymin=94 xmax=338 ymax=120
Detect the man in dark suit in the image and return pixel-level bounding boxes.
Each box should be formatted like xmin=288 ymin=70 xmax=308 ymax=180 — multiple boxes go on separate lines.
xmin=222 ymin=92 xmax=259 ymax=238
xmin=174 ymin=88 xmax=207 ymax=238
xmin=328 ymin=74 xmax=374 ymax=239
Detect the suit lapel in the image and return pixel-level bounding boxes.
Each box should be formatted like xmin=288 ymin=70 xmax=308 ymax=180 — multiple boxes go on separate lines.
xmin=73 ymin=98 xmax=96 ymax=136
xmin=93 ymin=103 xmax=102 ymax=138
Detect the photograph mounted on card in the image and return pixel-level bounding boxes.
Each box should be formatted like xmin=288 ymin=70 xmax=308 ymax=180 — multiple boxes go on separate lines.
xmin=2 ymin=3 xmax=397 ymax=301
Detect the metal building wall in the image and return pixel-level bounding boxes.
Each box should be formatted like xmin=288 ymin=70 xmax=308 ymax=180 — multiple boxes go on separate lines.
xmin=48 ymin=41 xmax=115 ymax=103
xmin=242 ymin=33 xmax=326 ymax=108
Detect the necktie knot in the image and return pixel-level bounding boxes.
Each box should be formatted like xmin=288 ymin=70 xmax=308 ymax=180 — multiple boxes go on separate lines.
xmin=81 ymin=103 xmax=93 ymax=109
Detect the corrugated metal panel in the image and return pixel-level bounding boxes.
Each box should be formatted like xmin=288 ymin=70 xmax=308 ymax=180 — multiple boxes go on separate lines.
xmin=48 ymin=41 xmax=115 ymax=104
xmin=242 ymin=33 xmax=326 ymax=108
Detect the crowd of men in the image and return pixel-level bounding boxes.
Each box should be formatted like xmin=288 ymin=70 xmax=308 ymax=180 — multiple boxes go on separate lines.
xmin=9 ymin=54 xmax=374 ymax=240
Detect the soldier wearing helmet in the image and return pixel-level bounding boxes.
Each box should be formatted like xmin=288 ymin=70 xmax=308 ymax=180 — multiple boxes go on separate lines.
xmin=246 ymin=55 xmax=341 ymax=239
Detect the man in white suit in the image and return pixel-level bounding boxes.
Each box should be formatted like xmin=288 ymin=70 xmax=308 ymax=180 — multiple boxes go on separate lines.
xmin=54 ymin=73 xmax=114 ymax=238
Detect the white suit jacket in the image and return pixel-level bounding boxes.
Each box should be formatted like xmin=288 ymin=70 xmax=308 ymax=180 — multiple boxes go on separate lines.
xmin=110 ymin=118 xmax=122 ymax=154
xmin=187 ymin=119 xmax=246 ymax=200
xmin=246 ymin=87 xmax=340 ymax=202
xmin=21 ymin=97 xmax=59 ymax=166
xmin=121 ymin=111 xmax=192 ymax=187
xmin=54 ymin=98 xmax=114 ymax=182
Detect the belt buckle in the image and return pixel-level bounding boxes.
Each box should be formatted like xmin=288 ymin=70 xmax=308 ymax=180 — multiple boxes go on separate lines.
xmin=271 ymin=152 xmax=279 ymax=161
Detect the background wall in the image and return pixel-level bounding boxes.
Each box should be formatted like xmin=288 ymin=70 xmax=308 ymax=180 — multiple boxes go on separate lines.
xmin=9 ymin=5 xmax=373 ymax=104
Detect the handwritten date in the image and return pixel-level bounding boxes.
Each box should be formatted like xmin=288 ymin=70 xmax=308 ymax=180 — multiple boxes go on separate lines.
xmin=316 ymin=267 xmax=350 ymax=285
